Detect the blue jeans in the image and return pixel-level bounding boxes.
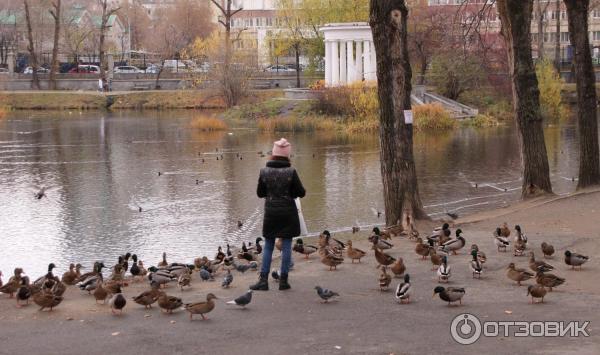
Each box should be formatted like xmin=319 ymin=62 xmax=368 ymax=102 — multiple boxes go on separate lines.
xmin=260 ymin=238 xmax=292 ymax=276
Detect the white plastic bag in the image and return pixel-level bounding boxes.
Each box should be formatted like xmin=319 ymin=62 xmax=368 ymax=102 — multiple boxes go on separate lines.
xmin=295 ymin=198 xmax=308 ymax=236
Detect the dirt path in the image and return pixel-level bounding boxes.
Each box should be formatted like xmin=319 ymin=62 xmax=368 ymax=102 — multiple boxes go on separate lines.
xmin=1 ymin=191 xmax=599 ymax=354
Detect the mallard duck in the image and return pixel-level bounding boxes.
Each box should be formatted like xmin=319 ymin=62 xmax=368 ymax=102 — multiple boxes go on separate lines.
xmin=437 ymin=256 xmax=451 ymax=283
xmin=132 ymin=282 xmax=161 ymax=308
xmin=76 ymin=262 xmax=103 ymax=284
xmin=415 ymin=237 xmax=431 ymax=260
xmin=514 ymin=235 xmax=526 ymax=256
xmin=390 ymin=257 xmax=406 ymax=278
xmin=395 ymin=274 xmax=411 ymax=304
xmin=433 ymin=286 xmax=465 ymax=306
xmin=110 ymin=257 xmax=125 ymax=281
xmin=130 ymin=255 xmax=141 ymax=278
xmin=16 ymin=276 xmax=32 ymax=307
xmin=237 ymin=242 xmax=257 ymax=262
xmin=507 ymin=263 xmax=534 ymax=286
xmin=178 ymin=270 xmax=192 ymax=291
xmin=293 ymin=238 xmax=318 ymax=259
xmin=379 ymin=266 xmax=392 ymax=291
xmin=541 ymin=242 xmax=555 ymax=258
xmin=51 ymin=280 xmax=66 ymax=297
xmin=427 ymin=223 xmax=450 ymax=245
xmin=470 ymin=244 xmax=486 ymax=264
xmin=0 ymin=268 xmax=25 ymax=298
xmin=34 ymin=263 xmax=59 ymax=286
xmin=120 ymin=252 xmax=132 ymax=272
xmin=103 ymin=280 xmax=123 ymax=295
xmin=148 ymin=267 xmax=176 ymax=287
xmin=535 ymin=270 xmax=565 ymax=291
xmin=494 ymin=228 xmax=510 ymax=252
xmin=529 ymin=252 xmax=554 ymax=272
xmin=514 ymin=225 xmax=527 ymax=248
xmin=184 ymin=293 xmax=218 ymax=321
xmin=61 ymin=264 xmax=78 ymax=285
xmin=500 ymin=222 xmax=511 ymax=238
xmin=400 ymin=215 xmax=419 ymax=241
xmin=32 ymin=289 xmax=63 ymax=311
xmin=215 ymin=247 xmax=225 ymax=262
xmin=372 ymin=226 xmax=392 ymax=241
xmin=430 ymin=247 xmax=442 ymax=271
xmin=320 ymin=247 xmax=344 ymax=271
xmin=439 ymin=229 xmax=466 ymax=255
xmin=109 ymin=292 xmax=127 ymax=315
xmin=369 ymin=233 xmax=393 ymax=250
xmin=564 ymin=250 xmax=589 ymax=270
xmin=93 ymin=280 xmax=109 ymax=304
xmin=469 ymin=250 xmax=483 ymax=278
xmin=158 ymin=252 xmax=168 ymax=267
xmin=527 ymin=285 xmax=547 ymax=304
xmin=157 ymin=291 xmax=183 ymax=314
xmin=320 ymin=231 xmax=345 ymax=252
xmin=346 ymin=240 xmax=366 ymax=263
xmin=372 ymin=245 xmax=396 ymax=267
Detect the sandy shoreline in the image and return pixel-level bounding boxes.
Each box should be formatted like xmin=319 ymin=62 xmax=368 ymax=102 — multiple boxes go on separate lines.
xmin=1 ymin=189 xmax=599 ymax=354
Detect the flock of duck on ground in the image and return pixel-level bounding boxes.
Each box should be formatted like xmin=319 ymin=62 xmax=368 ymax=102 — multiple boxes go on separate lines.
xmin=0 ymin=217 xmax=591 ymax=317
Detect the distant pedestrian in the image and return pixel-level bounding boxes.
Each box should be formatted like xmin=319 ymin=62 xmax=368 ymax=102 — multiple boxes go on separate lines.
xmin=250 ymin=138 xmax=306 ymax=291
xmin=98 ymin=78 xmax=103 ymax=92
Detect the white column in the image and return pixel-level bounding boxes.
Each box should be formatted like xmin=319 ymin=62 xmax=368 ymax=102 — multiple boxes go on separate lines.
xmin=339 ymin=41 xmax=347 ymax=85
xmin=363 ymin=40 xmax=371 ymax=81
xmin=370 ymin=41 xmax=377 ymax=80
xmin=355 ymin=40 xmax=363 ymax=81
xmin=332 ymin=40 xmax=339 ymax=86
xmin=325 ymin=40 xmax=332 ymax=86
xmin=346 ymin=41 xmax=354 ymax=83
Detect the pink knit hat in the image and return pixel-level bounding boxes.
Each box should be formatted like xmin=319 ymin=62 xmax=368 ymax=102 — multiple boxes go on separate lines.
xmin=272 ymin=138 xmax=291 ymax=158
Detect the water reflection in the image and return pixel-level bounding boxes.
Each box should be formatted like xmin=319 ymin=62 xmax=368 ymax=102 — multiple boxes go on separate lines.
xmin=0 ymin=111 xmax=580 ymax=275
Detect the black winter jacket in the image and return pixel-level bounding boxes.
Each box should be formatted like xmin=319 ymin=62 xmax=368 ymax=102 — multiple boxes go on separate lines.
xmin=257 ymin=160 xmax=306 ymax=239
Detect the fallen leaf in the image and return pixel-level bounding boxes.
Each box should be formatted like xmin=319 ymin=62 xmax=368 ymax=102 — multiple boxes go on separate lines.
xmin=334 ymin=346 xmax=341 ymax=350
xmin=111 ymin=332 xmax=120 ymax=336
xmin=66 ymin=317 xmax=74 ymax=321
xmin=144 ymin=314 xmax=152 ymax=318
xmin=170 ymin=320 xmax=176 ymax=324
xmin=504 ymin=310 xmax=513 ymax=315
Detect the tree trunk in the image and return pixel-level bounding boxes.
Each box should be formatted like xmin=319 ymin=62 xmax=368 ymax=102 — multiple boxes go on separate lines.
xmin=536 ymin=0 xmax=544 ymax=59
xmin=554 ymin=0 xmax=561 ymax=70
xmin=23 ymin=0 xmax=39 ymax=90
xmin=564 ymin=0 xmax=600 ymax=188
xmin=49 ymin=0 xmax=61 ymax=90
xmin=497 ymin=0 xmax=553 ymax=197
xmin=295 ymin=43 xmax=300 ymax=88
xmin=369 ymin=0 xmax=427 ymax=225
xmin=99 ymin=1 xmax=108 ymax=82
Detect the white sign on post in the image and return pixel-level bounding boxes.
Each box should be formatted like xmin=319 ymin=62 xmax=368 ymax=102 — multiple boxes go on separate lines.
xmin=403 ymin=110 xmax=413 ymax=125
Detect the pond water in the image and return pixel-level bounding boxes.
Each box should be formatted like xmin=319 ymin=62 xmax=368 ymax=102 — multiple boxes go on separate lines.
xmin=0 ymin=110 xmax=580 ymax=275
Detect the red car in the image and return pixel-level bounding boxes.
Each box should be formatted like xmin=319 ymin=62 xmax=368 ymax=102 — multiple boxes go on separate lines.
xmin=68 ymin=65 xmax=100 ymax=73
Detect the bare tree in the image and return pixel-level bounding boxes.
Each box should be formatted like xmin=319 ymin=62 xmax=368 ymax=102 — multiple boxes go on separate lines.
xmin=370 ymin=0 xmax=427 ymax=224
xmin=564 ymin=0 xmax=600 ymax=188
xmin=98 ymin=0 xmax=120 ymax=82
xmin=49 ymin=0 xmax=61 ymax=90
xmin=554 ymin=0 xmax=561 ymax=69
xmin=23 ymin=0 xmax=40 ymax=89
xmin=497 ymin=0 xmax=553 ymax=197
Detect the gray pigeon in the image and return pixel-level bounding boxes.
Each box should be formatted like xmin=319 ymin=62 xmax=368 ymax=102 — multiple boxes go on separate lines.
xmin=235 ymin=262 xmax=252 ymax=273
xmin=315 ymin=286 xmax=339 ymax=303
xmin=222 ymin=270 xmax=233 ymax=288
xmin=226 ymin=290 xmax=253 ymax=308
xmin=199 ymin=268 xmax=214 ymax=281
xmin=248 ymin=261 xmax=258 ymax=270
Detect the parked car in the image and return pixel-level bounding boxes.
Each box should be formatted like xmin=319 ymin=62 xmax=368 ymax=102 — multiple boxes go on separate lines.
xmin=162 ymin=59 xmax=187 ymax=72
xmin=0 ymin=68 xmax=9 ymax=74
xmin=144 ymin=64 xmax=161 ymax=74
xmin=264 ymin=65 xmax=296 ymax=73
xmin=114 ymin=65 xmax=143 ymax=74
xmin=68 ymin=65 xmax=100 ymax=74
xmin=23 ymin=66 xmax=50 ymax=74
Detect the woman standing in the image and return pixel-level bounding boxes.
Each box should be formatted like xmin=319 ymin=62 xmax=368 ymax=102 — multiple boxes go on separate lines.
xmin=250 ymin=138 xmax=306 ymax=291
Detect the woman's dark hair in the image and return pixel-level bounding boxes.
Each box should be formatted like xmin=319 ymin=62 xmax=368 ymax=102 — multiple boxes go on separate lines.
xmin=270 ymin=155 xmax=290 ymax=162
